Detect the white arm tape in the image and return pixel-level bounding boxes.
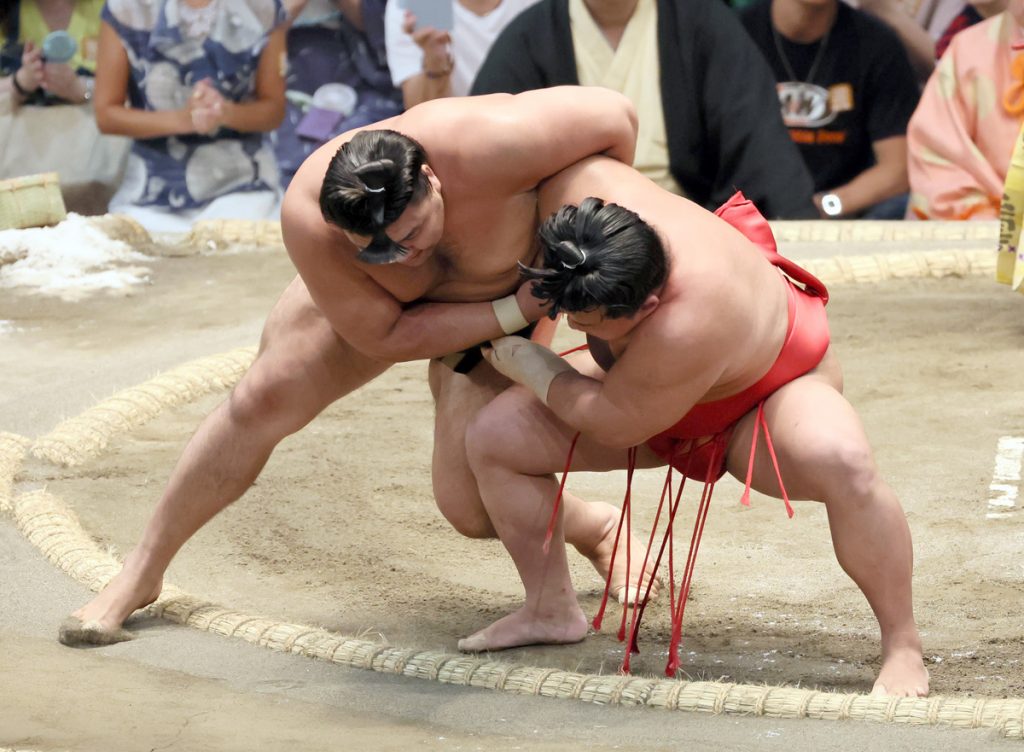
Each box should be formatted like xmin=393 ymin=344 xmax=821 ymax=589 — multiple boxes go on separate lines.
xmin=492 ymin=294 xmax=530 ymax=335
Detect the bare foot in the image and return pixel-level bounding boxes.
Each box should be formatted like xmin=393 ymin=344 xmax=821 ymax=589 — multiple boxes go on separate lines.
xmin=60 ymin=560 xmax=162 ymax=647
xmin=458 ymin=604 xmax=589 ymax=652
xmin=871 ymin=646 xmax=930 ymax=697
xmin=575 ymin=502 xmax=662 ymax=605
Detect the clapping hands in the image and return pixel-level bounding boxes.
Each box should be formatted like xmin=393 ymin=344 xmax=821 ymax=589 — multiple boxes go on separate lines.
xmin=188 ymin=78 xmax=227 ymax=134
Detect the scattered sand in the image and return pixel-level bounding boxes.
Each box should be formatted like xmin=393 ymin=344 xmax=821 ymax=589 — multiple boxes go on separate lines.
xmin=6 ymin=246 xmax=1022 ymax=700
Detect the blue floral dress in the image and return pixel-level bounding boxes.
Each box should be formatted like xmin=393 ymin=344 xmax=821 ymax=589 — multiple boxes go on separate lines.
xmin=102 ymin=0 xmax=286 ymax=211
xmin=272 ymin=0 xmax=403 ymax=186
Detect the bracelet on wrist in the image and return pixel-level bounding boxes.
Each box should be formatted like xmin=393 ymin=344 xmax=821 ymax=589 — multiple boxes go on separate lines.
xmin=11 ymin=69 xmax=32 ymax=97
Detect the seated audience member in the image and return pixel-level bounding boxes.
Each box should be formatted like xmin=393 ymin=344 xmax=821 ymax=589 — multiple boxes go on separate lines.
xmin=0 ymin=0 xmax=128 ymax=213
xmin=935 ymin=0 xmax=1006 ymax=57
xmin=95 ymin=0 xmax=288 ymax=232
xmin=384 ymin=0 xmax=537 ymax=109
xmin=848 ymin=0 xmax=960 ymax=81
xmin=273 ymin=0 xmax=402 ymax=187
xmin=907 ymin=2 xmax=1024 ymax=220
xmin=742 ymin=0 xmax=920 ymax=219
xmin=471 ymin=0 xmax=817 ymax=220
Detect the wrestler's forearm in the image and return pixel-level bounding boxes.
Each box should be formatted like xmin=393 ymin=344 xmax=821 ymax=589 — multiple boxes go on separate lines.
xmin=545 ymin=373 xmax=653 ymax=450
xmin=355 ymin=300 xmax=520 ymax=362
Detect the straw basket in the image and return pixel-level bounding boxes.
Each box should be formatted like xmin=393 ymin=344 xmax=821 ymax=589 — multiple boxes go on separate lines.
xmin=0 ymin=172 xmax=67 ymax=230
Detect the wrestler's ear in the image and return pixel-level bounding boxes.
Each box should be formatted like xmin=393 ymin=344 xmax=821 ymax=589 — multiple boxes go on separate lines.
xmin=421 ymin=164 xmax=441 ymax=193
xmin=636 ymin=294 xmax=660 ymax=321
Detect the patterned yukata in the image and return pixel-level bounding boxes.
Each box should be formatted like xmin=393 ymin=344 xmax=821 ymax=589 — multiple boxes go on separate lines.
xmin=907 ymin=11 xmax=1024 ymax=220
xmin=103 ymin=0 xmax=286 ymax=229
xmin=273 ymin=0 xmax=402 ymax=187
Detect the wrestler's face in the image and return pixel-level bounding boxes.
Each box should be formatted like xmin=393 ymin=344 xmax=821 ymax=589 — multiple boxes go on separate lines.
xmin=565 ymin=294 xmax=661 ymax=339
xmin=346 ymin=165 xmax=445 ymax=267
xmin=565 ymin=308 xmax=642 ymax=340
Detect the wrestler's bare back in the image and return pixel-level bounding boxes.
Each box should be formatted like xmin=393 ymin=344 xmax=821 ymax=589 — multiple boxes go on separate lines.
xmin=537 ymin=157 xmax=806 ymax=412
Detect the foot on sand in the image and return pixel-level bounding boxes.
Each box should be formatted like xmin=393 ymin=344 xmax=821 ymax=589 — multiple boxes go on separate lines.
xmin=59 ymin=565 xmax=161 ymax=647
xmin=458 ymin=604 xmax=589 ymax=653
xmin=576 ymin=502 xmax=662 ymax=605
xmin=58 ymin=617 xmax=135 ymax=646
xmin=870 ymin=647 xmax=930 ymax=697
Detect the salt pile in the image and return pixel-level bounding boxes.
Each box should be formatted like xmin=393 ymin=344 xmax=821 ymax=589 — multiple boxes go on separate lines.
xmin=0 ymin=214 xmax=151 ymax=301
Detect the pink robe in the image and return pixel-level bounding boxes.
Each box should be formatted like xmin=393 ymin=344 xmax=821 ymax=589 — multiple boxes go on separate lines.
xmin=907 ymin=11 xmax=1024 ymax=220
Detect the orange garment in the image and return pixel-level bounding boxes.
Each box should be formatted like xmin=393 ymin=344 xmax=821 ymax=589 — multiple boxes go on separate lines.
xmin=907 ymin=11 xmax=1024 ymax=220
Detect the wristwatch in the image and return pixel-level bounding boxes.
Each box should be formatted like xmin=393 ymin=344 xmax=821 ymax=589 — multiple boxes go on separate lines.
xmin=820 ymin=192 xmax=843 ymax=218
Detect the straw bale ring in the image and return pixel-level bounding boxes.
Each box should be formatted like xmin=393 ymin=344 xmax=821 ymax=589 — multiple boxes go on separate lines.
xmin=8 ymin=221 xmax=1024 ymax=738
xmin=186 ymin=219 xmax=283 ymax=253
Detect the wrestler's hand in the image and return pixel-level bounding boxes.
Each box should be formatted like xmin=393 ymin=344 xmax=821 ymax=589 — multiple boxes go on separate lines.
xmin=482 ymin=336 xmax=574 ymax=404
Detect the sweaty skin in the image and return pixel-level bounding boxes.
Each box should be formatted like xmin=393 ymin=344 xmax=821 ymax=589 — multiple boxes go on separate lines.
xmin=463 ymin=156 xmax=928 ymax=698
xmin=63 ymin=88 xmax=660 ymax=645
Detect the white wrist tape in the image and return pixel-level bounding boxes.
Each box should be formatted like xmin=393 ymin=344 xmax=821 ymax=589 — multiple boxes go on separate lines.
xmin=521 ymin=351 xmax=574 ymax=405
xmin=491 ymin=294 xmax=530 ymax=335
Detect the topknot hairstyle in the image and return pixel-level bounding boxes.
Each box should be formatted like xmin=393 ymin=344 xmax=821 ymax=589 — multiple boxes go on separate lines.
xmin=520 ymin=197 xmax=669 ymax=319
xmin=319 ymin=129 xmax=431 ymax=264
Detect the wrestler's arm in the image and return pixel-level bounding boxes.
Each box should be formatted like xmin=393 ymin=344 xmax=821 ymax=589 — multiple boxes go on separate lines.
xmin=544 ymin=322 xmax=731 ymax=448
xmin=410 ymin=87 xmax=639 ymax=183
xmin=282 ymin=192 xmax=540 ymax=362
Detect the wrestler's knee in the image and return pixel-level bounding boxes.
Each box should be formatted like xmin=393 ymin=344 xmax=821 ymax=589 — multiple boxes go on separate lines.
xmin=227 ymin=356 xmax=311 ymax=433
xmin=464 ymin=402 xmax=509 ymax=475
xmin=816 ymin=438 xmax=880 ymax=502
xmin=436 ymin=499 xmax=495 ymax=539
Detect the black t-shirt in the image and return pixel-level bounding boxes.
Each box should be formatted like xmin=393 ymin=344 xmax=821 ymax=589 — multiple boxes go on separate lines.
xmin=740 ymin=0 xmax=919 ymax=192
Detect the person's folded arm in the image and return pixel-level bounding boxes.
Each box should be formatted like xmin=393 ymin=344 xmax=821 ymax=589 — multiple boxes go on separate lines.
xmin=93 ymin=21 xmax=194 ymax=138
xmin=217 ymin=26 xmax=287 ymax=133
xmin=821 ymin=135 xmax=909 ymax=217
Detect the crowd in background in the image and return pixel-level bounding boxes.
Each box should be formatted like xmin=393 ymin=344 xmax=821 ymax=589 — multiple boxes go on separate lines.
xmin=0 ymin=0 xmax=1019 ymax=231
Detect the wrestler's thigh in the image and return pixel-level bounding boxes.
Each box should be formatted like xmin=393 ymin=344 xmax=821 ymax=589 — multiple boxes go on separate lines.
xmin=430 ymin=358 xmax=514 ymax=452
xmin=251 ymin=275 xmax=392 ymax=405
xmin=469 ymin=379 xmax=664 ymax=477
xmin=723 ymin=369 xmax=876 ymax=502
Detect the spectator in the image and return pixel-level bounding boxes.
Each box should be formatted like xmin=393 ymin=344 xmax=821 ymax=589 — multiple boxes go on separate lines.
xmin=906 ymin=2 xmax=1024 ymax=220
xmin=384 ymin=0 xmax=537 ymax=110
xmin=742 ymin=0 xmax=920 ymax=219
xmin=849 ymin=0 xmax=1006 ymax=81
xmin=849 ymin=0 xmax=960 ymax=81
xmin=96 ymin=0 xmax=288 ymax=232
xmin=273 ymin=0 xmax=402 ymax=187
xmin=470 ymin=0 xmax=817 ymax=220
xmin=935 ymin=0 xmax=1006 ymax=58
xmin=0 ymin=0 xmax=129 ymax=213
